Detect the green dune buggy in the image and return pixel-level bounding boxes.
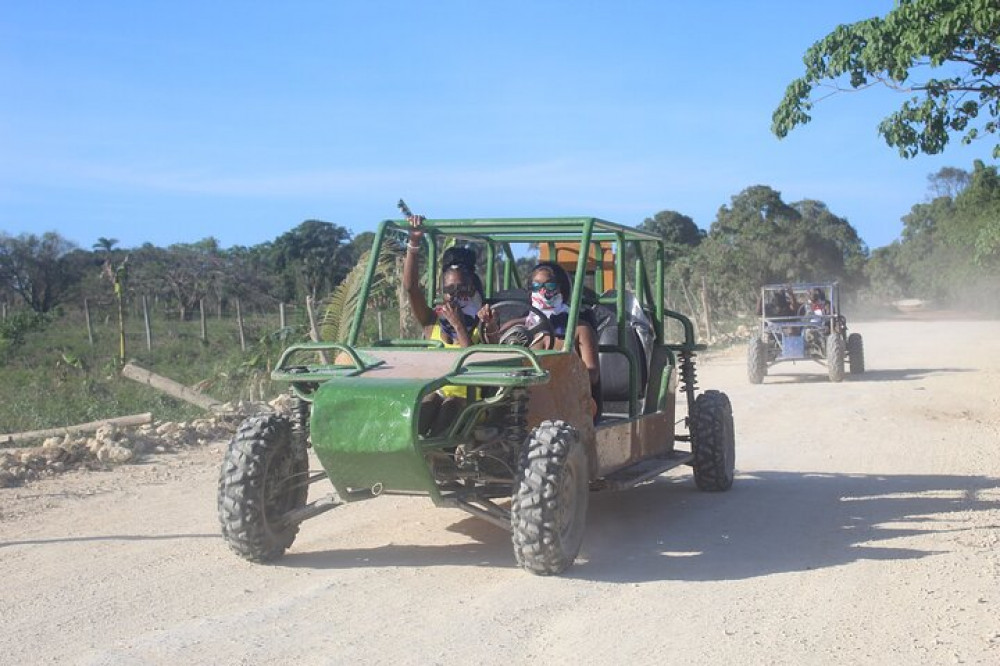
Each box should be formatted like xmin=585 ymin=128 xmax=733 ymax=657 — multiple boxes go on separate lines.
xmin=218 ymin=216 xmax=736 ymax=575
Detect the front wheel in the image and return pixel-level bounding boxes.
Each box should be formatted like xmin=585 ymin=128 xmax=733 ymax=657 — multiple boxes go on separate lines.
xmin=747 ymin=338 xmax=767 ymax=384
xmin=511 ymin=420 xmax=589 ymax=575
xmin=690 ymin=390 xmax=735 ymax=491
xmin=218 ymin=415 xmax=309 ymax=562
xmin=847 ymin=333 xmax=865 ymax=374
xmin=827 ymin=333 xmax=846 ymax=382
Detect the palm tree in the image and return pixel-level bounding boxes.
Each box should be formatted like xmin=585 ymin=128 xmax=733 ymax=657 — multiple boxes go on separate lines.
xmin=93 ymin=237 xmax=119 ymax=254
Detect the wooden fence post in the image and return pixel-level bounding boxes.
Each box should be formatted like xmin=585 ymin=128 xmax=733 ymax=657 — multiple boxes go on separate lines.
xmin=700 ymin=275 xmax=713 ymax=342
xmin=200 ymin=299 xmax=208 ymax=342
xmin=142 ymin=295 xmax=152 ymax=351
xmin=305 ymin=295 xmax=330 ymax=364
xmin=83 ymin=299 xmax=94 ymax=346
xmin=235 ymin=298 xmax=246 ymax=351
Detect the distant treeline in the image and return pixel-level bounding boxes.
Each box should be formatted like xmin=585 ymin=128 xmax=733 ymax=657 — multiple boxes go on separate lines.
xmin=1 ymin=161 xmax=998 ymax=331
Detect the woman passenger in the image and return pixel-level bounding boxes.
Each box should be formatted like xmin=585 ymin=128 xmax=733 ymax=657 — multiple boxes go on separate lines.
xmin=403 ymin=215 xmax=486 ymax=435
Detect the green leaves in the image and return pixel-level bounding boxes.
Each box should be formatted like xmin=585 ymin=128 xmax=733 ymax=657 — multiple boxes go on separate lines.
xmin=773 ymin=0 xmax=1000 ymax=158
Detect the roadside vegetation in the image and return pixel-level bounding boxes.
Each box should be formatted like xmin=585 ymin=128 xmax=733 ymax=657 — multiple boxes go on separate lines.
xmin=5 ymin=0 xmax=1000 ymax=434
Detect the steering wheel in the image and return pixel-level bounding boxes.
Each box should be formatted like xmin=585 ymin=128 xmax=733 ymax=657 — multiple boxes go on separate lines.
xmin=478 ymin=299 xmax=556 ymax=350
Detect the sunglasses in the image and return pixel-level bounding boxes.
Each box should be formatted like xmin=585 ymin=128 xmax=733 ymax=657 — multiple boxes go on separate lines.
xmin=531 ymin=281 xmax=560 ymax=293
xmin=442 ymin=284 xmax=476 ymax=298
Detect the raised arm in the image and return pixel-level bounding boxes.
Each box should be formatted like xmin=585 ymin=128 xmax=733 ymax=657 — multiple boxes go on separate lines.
xmin=402 ymin=216 xmax=436 ymax=327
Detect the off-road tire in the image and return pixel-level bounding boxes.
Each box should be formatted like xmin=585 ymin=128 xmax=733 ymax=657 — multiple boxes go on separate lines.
xmin=827 ymin=333 xmax=846 ymax=383
xmin=690 ymin=390 xmax=735 ymax=491
xmin=847 ymin=333 xmax=865 ymax=375
xmin=511 ymin=420 xmax=589 ymax=575
xmin=218 ymin=415 xmax=309 ymax=562
xmin=747 ymin=337 xmax=767 ymax=384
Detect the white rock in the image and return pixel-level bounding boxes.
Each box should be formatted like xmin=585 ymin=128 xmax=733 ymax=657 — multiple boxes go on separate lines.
xmin=95 ymin=424 xmax=118 ymax=444
xmin=97 ymin=444 xmax=134 ymax=464
xmin=156 ymin=422 xmax=180 ymax=436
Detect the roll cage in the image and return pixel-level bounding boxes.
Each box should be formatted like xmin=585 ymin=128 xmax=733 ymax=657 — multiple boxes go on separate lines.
xmin=345 ymin=216 xmax=703 ymax=416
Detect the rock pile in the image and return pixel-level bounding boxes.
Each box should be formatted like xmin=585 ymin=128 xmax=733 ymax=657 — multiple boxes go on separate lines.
xmin=0 ymin=398 xmax=291 ymax=488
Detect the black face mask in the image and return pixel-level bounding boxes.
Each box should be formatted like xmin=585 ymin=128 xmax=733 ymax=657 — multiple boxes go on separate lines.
xmin=438 ymin=312 xmax=478 ymax=340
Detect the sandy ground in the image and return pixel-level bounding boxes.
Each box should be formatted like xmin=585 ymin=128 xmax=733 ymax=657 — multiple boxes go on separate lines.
xmin=2 ymin=319 xmax=999 ymax=666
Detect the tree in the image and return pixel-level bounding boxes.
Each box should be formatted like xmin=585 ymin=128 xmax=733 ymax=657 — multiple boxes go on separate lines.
xmin=928 ymin=166 xmax=971 ymax=198
xmin=639 ymin=210 xmax=704 ymax=263
xmin=271 ymin=220 xmax=354 ymax=301
xmin=691 ymin=186 xmax=862 ymax=314
xmin=92 ymin=237 xmax=119 ymax=254
xmin=791 ymin=199 xmax=870 ymax=285
xmin=947 ymin=159 xmax=1000 ymax=263
xmin=0 ymin=231 xmax=83 ymax=313
xmin=773 ymin=0 xmax=1000 ymax=157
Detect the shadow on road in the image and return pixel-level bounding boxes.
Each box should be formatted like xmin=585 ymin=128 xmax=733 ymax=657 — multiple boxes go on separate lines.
xmin=576 ymin=470 xmax=999 ymax=582
xmin=276 ymin=470 xmax=1000 ymax=582
xmin=0 ymin=533 xmax=219 ymax=548
xmin=762 ymin=367 xmax=975 ymax=384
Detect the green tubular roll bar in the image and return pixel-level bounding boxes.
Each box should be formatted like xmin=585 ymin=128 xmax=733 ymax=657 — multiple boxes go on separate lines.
xmin=312 ymin=216 xmax=702 ymax=415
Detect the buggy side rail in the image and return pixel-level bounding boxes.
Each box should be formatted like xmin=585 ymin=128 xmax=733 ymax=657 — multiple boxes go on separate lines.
xmin=271 ymin=342 xmax=386 ymax=383
xmin=664 ymin=310 xmax=707 ymax=352
xmin=445 ymin=345 xmax=550 ymax=387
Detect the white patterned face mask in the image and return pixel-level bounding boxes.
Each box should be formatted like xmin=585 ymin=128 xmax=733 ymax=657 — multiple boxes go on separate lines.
xmin=531 ymin=291 xmax=564 ymax=313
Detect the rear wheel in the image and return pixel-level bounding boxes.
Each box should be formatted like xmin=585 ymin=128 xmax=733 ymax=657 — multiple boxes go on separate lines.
xmin=827 ymin=333 xmax=846 ymax=382
xmin=218 ymin=415 xmax=309 ymax=562
xmin=747 ymin=338 xmax=767 ymax=384
xmin=511 ymin=420 xmax=588 ymax=575
xmin=690 ymin=390 xmax=735 ymax=491
xmin=847 ymin=333 xmax=865 ymax=374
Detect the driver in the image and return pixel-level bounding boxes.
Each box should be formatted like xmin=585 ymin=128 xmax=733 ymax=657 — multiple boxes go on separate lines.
xmin=525 ymin=262 xmax=600 ymax=412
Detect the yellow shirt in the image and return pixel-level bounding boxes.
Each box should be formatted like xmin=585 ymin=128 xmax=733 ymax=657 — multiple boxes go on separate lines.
xmin=429 ymin=322 xmax=481 ymax=400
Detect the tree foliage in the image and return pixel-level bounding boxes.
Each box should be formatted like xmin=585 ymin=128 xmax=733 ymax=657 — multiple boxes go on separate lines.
xmin=270 ymin=220 xmax=353 ymax=301
xmin=683 ymin=186 xmax=868 ymax=315
xmin=773 ymin=0 xmax=1000 ymax=157
xmin=0 ymin=232 xmax=85 ymax=313
xmin=864 ymin=160 xmax=999 ymax=305
xmin=639 ymin=210 xmax=704 ymax=262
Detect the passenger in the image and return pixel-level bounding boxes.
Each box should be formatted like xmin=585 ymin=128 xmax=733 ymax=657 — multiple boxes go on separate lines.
xmin=807 ymin=288 xmax=830 ymax=316
xmin=760 ymin=288 xmax=796 ymax=318
xmin=524 ymin=262 xmax=601 ymax=417
xmin=403 ymin=214 xmax=489 ymax=435
xmin=804 ymin=287 xmax=832 ymax=340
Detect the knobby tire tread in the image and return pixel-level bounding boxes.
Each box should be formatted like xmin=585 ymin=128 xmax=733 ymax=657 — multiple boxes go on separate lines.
xmin=690 ymin=390 xmax=735 ymax=492
xmin=511 ymin=420 xmax=587 ymax=576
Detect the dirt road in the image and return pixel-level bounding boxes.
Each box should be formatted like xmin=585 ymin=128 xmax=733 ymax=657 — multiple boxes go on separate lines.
xmin=2 ymin=319 xmax=999 ymax=665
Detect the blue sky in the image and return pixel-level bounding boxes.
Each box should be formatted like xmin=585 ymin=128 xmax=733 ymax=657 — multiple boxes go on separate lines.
xmin=1 ymin=1 xmax=995 ymax=252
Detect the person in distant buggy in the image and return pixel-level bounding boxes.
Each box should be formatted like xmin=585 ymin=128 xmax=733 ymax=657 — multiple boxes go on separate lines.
xmin=759 ymin=288 xmax=797 ymax=318
xmin=805 ymin=288 xmax=830 ymax=316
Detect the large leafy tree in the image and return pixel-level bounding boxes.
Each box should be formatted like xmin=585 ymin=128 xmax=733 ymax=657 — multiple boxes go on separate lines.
xmin=692 ymin=186 xmax=862 ymax=314
xmin=0 ymin=231 xmax=84 ymax=313
xmin=271 ymin=220 xmax=354 ymax=301
xmin=639 ymin=210 xmax=704 ymax=263
xmin=773 ymin=0 xmax=1000 ymax=157
xmin=947 ymin=159 xmax=1000 ymax=262
xmin=791 ymin=199 xmax=870 ymax=283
